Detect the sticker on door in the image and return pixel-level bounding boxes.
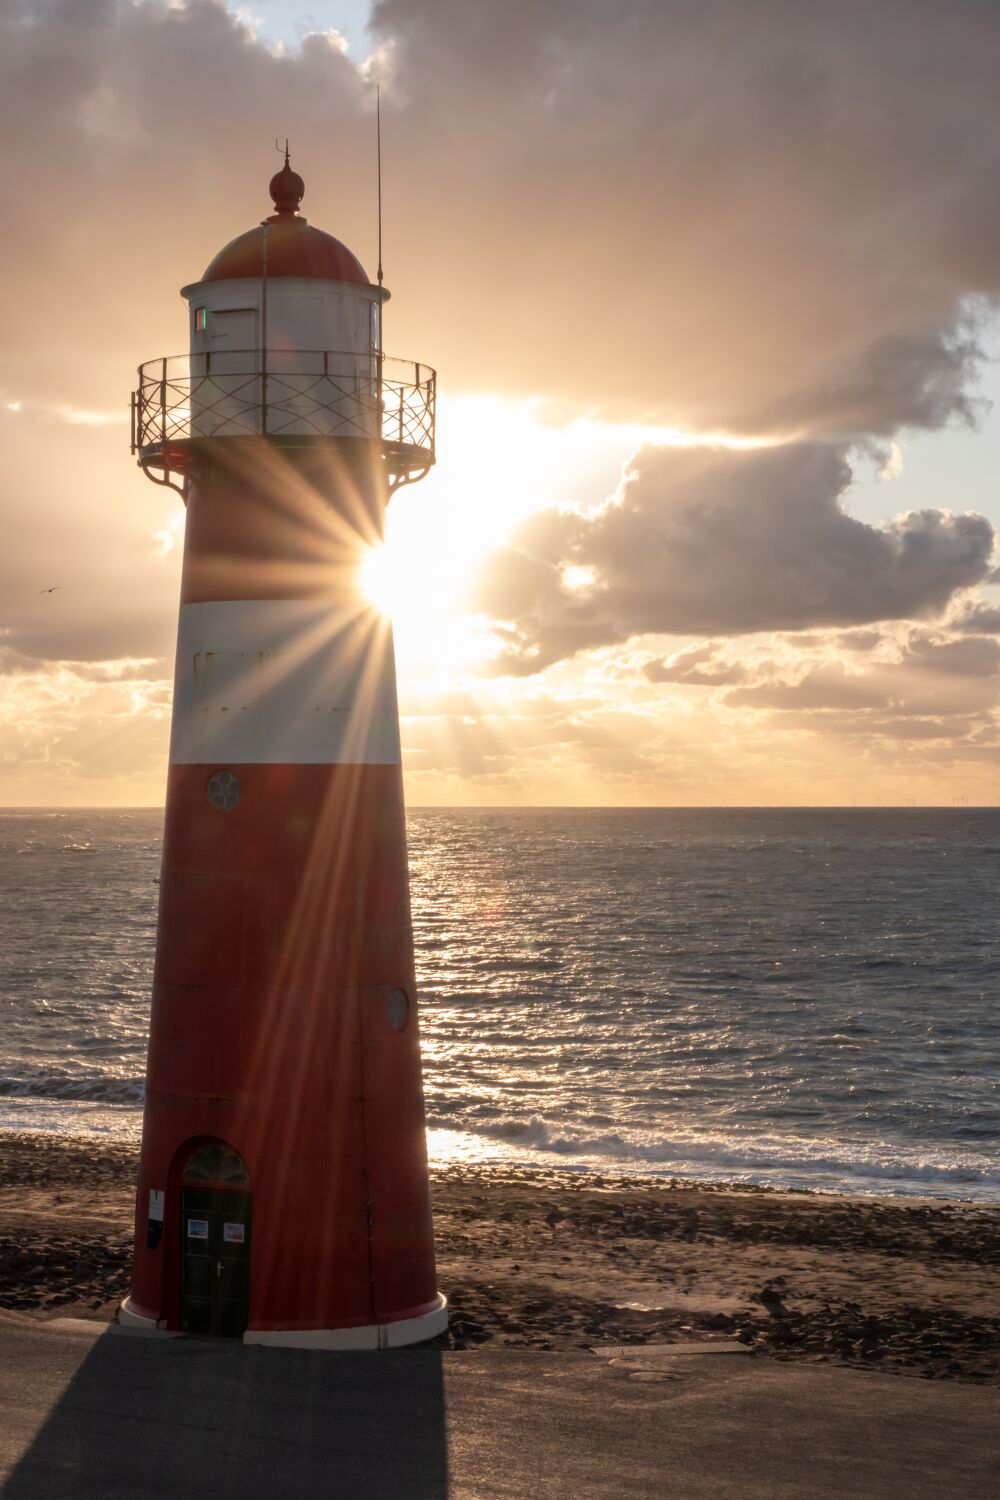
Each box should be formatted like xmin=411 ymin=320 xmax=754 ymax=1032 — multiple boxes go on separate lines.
xmin=187 ymin=1219 xmax=209 ymax=1239
xmin=223 ymin=1222 xmax=245 ymax=1244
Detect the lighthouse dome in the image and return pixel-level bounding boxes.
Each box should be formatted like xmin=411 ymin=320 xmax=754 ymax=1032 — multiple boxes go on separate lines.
xmin=200 ymin=155 xmax=370 ymax=286
xmin=201 ymin=220 xmax=369 ymax=285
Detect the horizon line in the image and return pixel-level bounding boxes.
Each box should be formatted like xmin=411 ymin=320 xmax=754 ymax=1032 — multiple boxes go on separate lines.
xmin=0 ymin=804 xmax=996 ymax=814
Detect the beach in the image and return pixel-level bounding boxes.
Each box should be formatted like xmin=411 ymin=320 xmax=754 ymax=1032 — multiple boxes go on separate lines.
xmin=1 ymin=1132 xmax=996 ymax=1383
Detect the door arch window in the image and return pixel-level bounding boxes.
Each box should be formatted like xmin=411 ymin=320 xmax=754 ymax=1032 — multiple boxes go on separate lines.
xmin=182 ymin=1142 xmax=250 ymax=1186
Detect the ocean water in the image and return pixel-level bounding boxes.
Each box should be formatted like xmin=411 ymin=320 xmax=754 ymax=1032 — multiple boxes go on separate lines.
xmin=0 ymin=808 xmax=997 ymax=1201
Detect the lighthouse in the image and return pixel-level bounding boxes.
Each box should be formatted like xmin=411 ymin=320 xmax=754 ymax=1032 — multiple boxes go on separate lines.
xmin=120 ymin=154 xmax=446 ymax=1348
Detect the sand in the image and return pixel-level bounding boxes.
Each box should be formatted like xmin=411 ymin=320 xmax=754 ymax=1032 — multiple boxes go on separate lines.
xmin=0 ymin=1133 xmax=997 ymax=1382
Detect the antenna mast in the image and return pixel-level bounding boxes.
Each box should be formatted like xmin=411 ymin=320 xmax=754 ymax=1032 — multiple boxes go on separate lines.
xmin=375 ymin=86 xmax=385 ymax=447
xmin=376 ymin=86 xmax=384 ymax=289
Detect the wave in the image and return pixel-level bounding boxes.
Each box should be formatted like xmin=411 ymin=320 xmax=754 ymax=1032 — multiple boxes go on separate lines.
xmin=425 ymin=1112 xmax=1000 ymax=1198
xmin=0 ymin=1072 xmax=145 ymax=1107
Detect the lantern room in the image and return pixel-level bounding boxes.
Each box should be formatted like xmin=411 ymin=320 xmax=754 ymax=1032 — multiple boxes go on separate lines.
xmin=184 ymin=155 xmax=382 ymax=365
xmin=131 ymin=152 xmax=435 ymax=491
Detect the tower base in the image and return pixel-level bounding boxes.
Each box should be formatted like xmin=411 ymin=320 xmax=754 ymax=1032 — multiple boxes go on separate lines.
xmin=118 ymin=1298 xmax=169 ymax=1332
xmin=118 ymin=1294 xmax=448 ymax=1350
xmin=245 ymin=1296 xmax=448 ymax=1351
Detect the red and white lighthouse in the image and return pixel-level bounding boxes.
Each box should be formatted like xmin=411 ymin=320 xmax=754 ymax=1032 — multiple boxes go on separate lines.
xmin=120 ymin=155 xmax=446 ymax=1347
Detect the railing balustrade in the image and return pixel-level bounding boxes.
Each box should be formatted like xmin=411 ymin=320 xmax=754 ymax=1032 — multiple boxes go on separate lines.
xmin=131 ymin=350 xmax=435 ymax=481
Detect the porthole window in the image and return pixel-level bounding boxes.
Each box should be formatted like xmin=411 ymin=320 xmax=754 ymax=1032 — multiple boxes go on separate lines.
xmin=206 ymin=769 xmax=240 ymax=812
xmin=387 ymin=988 xmax=409 ymax=1031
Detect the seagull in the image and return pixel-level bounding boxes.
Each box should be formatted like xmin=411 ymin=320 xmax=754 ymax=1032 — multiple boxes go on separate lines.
xmin=38 ymin=586 xmax=63 ymax=594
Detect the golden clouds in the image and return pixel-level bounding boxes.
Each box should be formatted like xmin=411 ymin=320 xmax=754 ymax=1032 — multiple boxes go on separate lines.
xmin=3 ymin=2 xmax=1000 ymax=803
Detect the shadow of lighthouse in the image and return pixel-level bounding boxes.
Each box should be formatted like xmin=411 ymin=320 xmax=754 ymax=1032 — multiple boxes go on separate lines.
xmin=4 ymin=1327 xmax=449 ymax=1497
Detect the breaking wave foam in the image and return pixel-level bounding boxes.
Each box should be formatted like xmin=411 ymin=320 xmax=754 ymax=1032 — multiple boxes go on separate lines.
xmin=426 ymin=1113 xmax=1000 ymax=1199
xmin=0 ymin=1071 xmax=145 ymax=1107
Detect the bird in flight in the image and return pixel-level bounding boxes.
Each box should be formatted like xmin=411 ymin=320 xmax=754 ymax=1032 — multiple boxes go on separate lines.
xmin=38 ymin=586 xmax=63 ymax=594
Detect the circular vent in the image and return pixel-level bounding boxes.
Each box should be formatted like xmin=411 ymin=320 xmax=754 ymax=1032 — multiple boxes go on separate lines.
xmin=206 ymin=769 xmax=241 ymax=812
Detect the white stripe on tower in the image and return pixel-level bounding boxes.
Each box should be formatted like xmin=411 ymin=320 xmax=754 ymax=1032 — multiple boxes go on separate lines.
xmin=168 ymin=600 xmax=401 ymax=765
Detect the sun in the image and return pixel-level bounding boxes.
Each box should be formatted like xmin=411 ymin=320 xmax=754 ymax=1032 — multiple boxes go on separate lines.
xmin=359 ymin=543 xmax=398 ymax=618
xmin=357 ymin=536 xmax=496 ymax=677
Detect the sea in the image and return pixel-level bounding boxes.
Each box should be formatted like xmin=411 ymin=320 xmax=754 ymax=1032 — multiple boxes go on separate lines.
xmin=0 ymin=808 xmax=997 ymax=1202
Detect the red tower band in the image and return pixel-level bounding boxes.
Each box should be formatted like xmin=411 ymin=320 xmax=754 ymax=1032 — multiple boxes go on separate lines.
xmin=121 ymin=157 xmax=446 ymax=1347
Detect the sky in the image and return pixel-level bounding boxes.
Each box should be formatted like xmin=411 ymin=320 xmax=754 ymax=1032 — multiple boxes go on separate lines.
xmin=2 ymin=0 xmax=999 ymax=807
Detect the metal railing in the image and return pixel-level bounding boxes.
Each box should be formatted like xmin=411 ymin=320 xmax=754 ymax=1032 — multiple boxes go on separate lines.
xmin=131 ymin=350 xmax=435 ymax=481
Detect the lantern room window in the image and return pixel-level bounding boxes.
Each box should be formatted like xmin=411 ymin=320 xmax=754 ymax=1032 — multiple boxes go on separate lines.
xmin=194 ymin=307 xmax=207 ymax=332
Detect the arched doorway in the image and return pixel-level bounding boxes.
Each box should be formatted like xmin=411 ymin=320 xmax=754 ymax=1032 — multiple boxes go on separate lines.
xmin=178 ymin=1141 xmax=252 ymax=1337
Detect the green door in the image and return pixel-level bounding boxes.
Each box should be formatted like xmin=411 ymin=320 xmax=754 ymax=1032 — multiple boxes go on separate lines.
xmin=180 ymin=1188 xmax=252 ymax=1336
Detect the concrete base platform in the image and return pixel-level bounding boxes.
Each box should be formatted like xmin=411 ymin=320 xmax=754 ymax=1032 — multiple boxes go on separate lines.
xmin=244 ymin=1293 xmax=449 ymax=1350
xmin=0 ymin=1315 xmax=996 ymax=1498
xmin=120 ymin=1293 xmax=449 ymax=1349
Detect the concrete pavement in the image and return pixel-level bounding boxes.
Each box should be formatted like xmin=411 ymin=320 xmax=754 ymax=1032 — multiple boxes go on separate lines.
xmin=0 ymin=1315 xmax=996 ymax=1498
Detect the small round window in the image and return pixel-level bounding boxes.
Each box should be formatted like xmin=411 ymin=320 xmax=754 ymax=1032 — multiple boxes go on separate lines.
xmin=206 ymin=768 xmax=240 ymax=812
xmin=387 ymin=988 xmax=409 ymax=1031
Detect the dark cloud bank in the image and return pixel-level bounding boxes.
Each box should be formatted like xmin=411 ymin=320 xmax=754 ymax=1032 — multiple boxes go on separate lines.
xmin=4 ymin=0 xmax=1000 ymax=434
xmin=375 ymin=0 xmax=1000 ymax=438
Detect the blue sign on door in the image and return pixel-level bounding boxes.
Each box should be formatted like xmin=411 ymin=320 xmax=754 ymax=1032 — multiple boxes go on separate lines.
xmin=187 ymin=1219 xmax=209 ymax=1240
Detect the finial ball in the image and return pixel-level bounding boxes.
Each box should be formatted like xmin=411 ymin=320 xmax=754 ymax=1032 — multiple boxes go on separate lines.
xmin=269 ymin=161 xmax=305 ymax=216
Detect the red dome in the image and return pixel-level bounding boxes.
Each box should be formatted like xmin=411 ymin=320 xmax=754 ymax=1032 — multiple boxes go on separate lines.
xmin=201 ymin=217 xmax=370 ymax=285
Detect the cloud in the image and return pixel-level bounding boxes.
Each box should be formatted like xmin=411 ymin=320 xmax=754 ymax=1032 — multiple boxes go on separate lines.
xmin=0 ymin=1 xmax=370 ymax=414
xmin=0 ymin=409 xmax=181 ymax=664
xmin=865 ymin=716 xmax=979 ymax=742
xmin=475 ymin=442 xmax=996 ymax=672
xmin=0 ymin=645 xmax=172 ymax=803
xmin=725 ymin=665 xmax=891 ymax=712
xmin=948 ymin=601 xmax=1000 ymax=635
xmin=717 ymin=627 xmax=999 ymax=735
xmin=904 ymin=634 xmax=1000 ymax=677
xmin=643 ymin=645 xmax=746 ymax=687
xmin=835 ymin=629 xmax=887 ymax=653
